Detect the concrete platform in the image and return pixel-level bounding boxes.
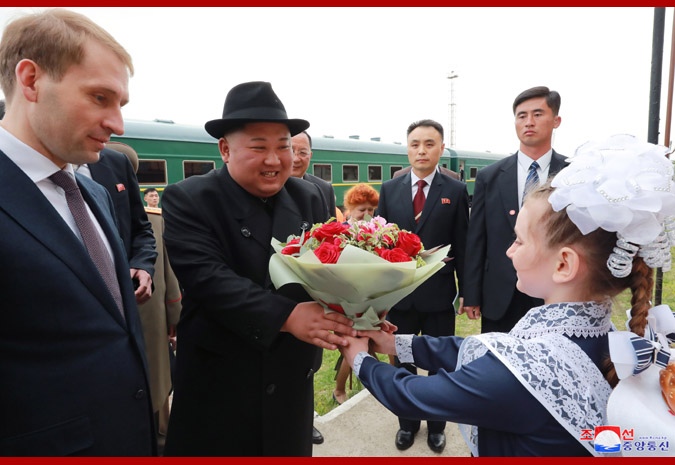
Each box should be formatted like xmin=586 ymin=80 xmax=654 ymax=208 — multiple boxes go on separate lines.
xmin=313 ymin=388 xmax=471 ymax=457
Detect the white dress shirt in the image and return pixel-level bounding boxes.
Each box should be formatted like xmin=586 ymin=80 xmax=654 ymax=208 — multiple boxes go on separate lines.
xmin=409 ymin=167 xmax=437 ymax=202
xmin=0 ymin=126 xmax=115 ymax=261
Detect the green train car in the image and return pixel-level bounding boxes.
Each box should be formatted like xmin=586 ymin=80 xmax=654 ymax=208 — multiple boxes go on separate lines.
xmin=111 ymin=120 xmax=508 ymax=206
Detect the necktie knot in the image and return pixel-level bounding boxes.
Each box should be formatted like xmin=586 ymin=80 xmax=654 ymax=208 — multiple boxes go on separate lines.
xmin=50 ymin=170 xmax=79 ymax=193
xmin=417 ymin=179 xmax=427 ymax=189
xmin=529 ymin=161 xmax=540 ymax=173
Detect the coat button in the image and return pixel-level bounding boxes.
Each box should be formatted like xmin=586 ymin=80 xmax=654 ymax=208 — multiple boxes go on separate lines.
xmin=241 ymin=227 xmax=251 ymax=238
xmin=266 ymin=384 xmax=276 ymax=395
xmin=134 ymin=389 xmax=145 ymax=399
xmin=306 ymin=368 xmax=315 ymax=379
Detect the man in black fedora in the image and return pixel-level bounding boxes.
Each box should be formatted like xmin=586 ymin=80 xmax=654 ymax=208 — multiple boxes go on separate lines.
xmin=162 ymin=81 xmax=356 ymax=456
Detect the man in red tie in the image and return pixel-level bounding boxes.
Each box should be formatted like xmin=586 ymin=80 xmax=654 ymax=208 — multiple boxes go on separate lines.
xmin=375 ymin=119 xmax=469 ymax=454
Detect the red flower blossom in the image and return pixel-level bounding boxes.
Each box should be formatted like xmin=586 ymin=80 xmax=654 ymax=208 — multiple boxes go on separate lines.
xmin=314 ymin=241 xmax=341 ymax=264
xmin=312 ymin=221 xmax=349 ymax=242
xmin=281 ymin=237 xmax=301 ymax=255
xmin=376 ymin=247 xmax=413 ymax=263
xmin=396 ymin=231 xmax=422 ymax=257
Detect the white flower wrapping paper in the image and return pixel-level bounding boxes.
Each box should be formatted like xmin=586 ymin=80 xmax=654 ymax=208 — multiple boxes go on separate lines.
xmin=269 ymin=240 xmax=451 ymax=330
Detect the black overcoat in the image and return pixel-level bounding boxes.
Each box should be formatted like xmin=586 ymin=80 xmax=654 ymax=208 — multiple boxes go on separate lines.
xmin=162 ymin=166 xmax=328 ymax=456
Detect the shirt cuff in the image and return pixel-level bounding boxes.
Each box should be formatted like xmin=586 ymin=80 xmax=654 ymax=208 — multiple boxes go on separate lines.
xmin=395 ymin=334 xmax=415 ymax=363
xmin=353 ymin=352 xmax=375 ymax=377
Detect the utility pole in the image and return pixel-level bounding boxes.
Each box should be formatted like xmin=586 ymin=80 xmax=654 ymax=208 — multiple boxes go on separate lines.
xmin=648 ymin=7 xmax=666 ymax=305
xmin=447 ymin=72 xmax=458 ymax=148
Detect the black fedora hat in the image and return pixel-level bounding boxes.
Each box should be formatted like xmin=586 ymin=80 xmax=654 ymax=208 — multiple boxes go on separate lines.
xmin=205 ymin=81 xmax=309 ymax=139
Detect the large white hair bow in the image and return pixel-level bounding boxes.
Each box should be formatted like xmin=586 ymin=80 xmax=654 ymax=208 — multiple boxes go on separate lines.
xmin=549 ymin=134 xmax=675 ymax=244
xmin=549 ymin=135 xmax=675 ymax=276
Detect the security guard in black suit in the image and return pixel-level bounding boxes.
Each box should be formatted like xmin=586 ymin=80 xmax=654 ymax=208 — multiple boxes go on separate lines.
xmin=376 ymin=119 xmax=469 ymax=454
xmin=463 ymin=86 xmax=567 ymax=333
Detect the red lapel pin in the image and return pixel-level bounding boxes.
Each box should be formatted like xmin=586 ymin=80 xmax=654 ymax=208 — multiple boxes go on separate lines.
xmin=509 ymin=209 xmax=516 ymax=216
xmin=116 ymin=183 xmax=126 ymax=192
xmin=441 ymin=198 xmax=451 ymax=204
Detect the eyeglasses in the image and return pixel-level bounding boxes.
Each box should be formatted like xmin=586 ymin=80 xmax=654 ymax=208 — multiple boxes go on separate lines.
xmin=293 ymin=149 xmax=311 ymax=158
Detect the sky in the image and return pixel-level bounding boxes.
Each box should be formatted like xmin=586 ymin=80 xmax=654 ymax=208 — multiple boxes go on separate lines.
xmin=0 ymin=7 xmax=673 ymax=157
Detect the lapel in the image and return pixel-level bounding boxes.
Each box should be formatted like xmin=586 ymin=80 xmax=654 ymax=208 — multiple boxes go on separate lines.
xmin=499 ymin=153 xmax=519 ymax=230
xmin=0 ymin=151 xmax=127 ymax=328
xmin=550 ymin=150 xmax=567 ymax=175
xmin=272 ymin=187 xmax=306 ymax=243
xmin=415 ymin=172 xmax=443 ymax=233
xmin=398 ymin=173 xmax=416 ymax=228
xmin=77 ymin=174 xmax=132 ymax=328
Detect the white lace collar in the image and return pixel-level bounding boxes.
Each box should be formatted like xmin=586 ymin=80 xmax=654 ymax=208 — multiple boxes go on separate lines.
xmin=509 ymin=300 xmax=613 ymax=340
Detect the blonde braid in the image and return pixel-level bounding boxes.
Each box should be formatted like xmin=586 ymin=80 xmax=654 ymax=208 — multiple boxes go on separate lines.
xmin=627 ymin=257 xmax=655 ymax=337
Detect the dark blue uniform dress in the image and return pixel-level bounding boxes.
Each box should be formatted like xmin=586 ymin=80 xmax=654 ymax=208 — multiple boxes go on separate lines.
xmin=355 ymin=302 xmax=613 ymax=457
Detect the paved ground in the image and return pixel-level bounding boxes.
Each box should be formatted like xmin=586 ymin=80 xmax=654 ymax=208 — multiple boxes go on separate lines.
xmin=313 ymin=388 xmax=471 ymax=457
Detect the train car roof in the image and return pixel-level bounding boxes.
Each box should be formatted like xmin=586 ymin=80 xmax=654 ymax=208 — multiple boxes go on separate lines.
xmin=120 ymin=119 xmax=216 ymax=144
xmin=449 ymin=149 xmax=510 ymax=161
xmin=119 ymin=120 xmax=507 ymax=159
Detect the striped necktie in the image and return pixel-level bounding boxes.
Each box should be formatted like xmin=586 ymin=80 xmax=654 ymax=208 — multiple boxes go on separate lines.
xmin=522 ymin=161 xmax=540 ymax=206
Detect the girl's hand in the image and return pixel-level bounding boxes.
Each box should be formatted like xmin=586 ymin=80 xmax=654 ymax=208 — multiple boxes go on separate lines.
xmin=356 ymin=328 xmax=396 ymax=355
xmin=337 ymin=335 xmax=370 ymax=368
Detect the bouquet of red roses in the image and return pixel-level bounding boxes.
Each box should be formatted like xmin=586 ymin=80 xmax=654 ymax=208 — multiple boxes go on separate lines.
xmin=269 ymin=216 xmax=450 ymax=330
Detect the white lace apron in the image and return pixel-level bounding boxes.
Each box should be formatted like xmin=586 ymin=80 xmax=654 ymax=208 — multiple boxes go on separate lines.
xmin=456 ymin=301 xmax=614 ymax=457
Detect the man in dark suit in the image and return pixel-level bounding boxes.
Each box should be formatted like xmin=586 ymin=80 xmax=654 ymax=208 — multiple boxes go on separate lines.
xmin=463 ymin=86 xmax=567 ymax=333
xmin=162 ymin=82 xmax=355 ymax=457
xmin=291 ymin=130 xmax=337 ymax=216
xmin=0 ymin=9 xmax=155 ymax=456
xmin=79 ymin=147 xmax=157 ymax=304
xmin=376 ymin=119 xmax=469 ymax=454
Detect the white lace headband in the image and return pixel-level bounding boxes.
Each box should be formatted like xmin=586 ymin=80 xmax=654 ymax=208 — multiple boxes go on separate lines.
xmin=548 ymin=134 xmax=675 ymax=278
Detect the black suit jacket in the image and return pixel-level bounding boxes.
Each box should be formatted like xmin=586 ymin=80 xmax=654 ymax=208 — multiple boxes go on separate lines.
xmin=376 ymin=171 xmax=469 ymax=312
xmin=88 ymin=149 xmax=157 ymax=277
xmin=162 ymin=166 xmax=329 ymax=456
xmin=302 ymin=172 xmax=336 ymax=215
xmin=463 ymin=151 xmax=568 ymax=320
xmin=0 ymin=151 xmax=155 ymax=456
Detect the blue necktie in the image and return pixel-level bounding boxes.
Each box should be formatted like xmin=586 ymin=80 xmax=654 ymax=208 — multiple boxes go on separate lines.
xmin=522 ymin=161 xmax=540 ymax=206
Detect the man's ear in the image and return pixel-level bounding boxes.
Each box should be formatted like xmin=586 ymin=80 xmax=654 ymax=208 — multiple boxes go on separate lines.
xmin=552 ymin=246 xmax=580 ymax=284
xmin=218 ymin=137 xmax=230 ymax=163
xmin=15 ymin=59 xmax=41 ymax=103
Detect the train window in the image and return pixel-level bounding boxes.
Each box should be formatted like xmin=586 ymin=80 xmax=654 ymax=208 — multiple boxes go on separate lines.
xmin=183 ymin=160 xmax=215 ymax=179
xmin=137 ymin=159 xmax=167 ymax=185
xmin=390 ymin=166 xmax=403 ymax=178
xmin=313 ymin=164 xmax=332 ymax=183
xmin=368 ymin=165 xmax=382 ymax=182
xmin=342 ymin=165 xmax=359 ymax=182
xmin=470 ymin=167 xmax=478 ymax=179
